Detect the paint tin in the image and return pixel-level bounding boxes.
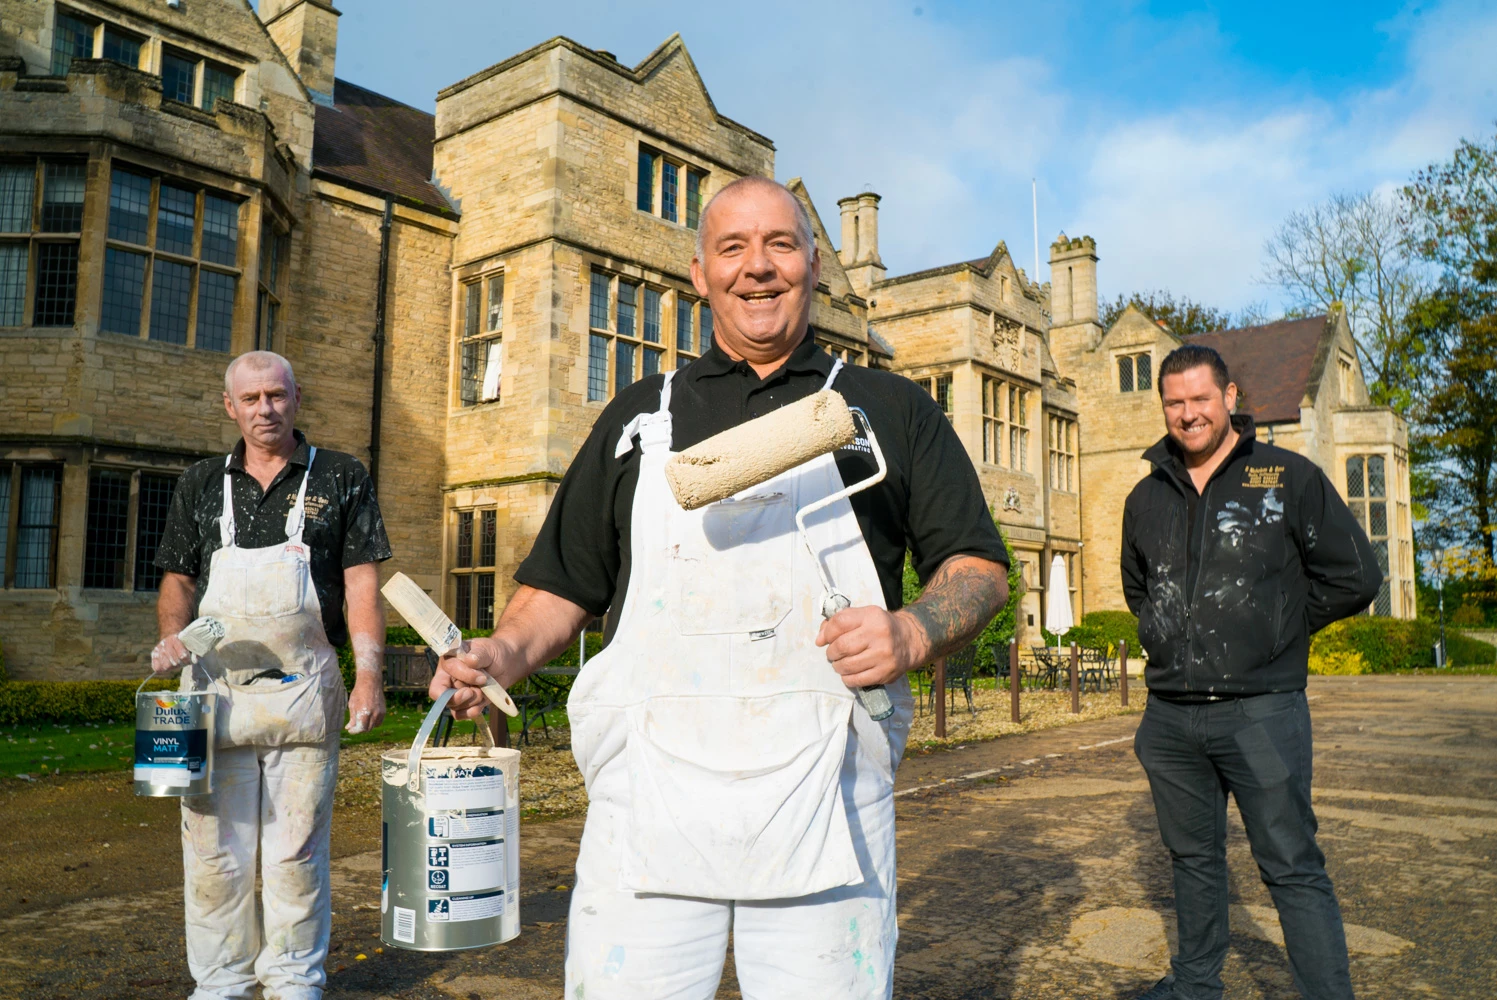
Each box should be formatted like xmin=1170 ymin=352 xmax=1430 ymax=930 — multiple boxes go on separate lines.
xmin=381 ymin=689 xmax=521 ymax=951
xmin=134 ymin=681 xmax=215 ymax=797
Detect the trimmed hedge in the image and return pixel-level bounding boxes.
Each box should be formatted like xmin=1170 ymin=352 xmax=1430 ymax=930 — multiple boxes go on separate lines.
xmin=0 ymin=677 xmax=177 ymax=726
xmin=1310 ymin=617 xmax=1495 ymax=672
xmin=1042 ymin=611 xmax=1142 ymax=657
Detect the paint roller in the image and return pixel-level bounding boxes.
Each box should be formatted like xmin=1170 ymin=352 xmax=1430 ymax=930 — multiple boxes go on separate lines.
xmin=666 ymin=390 xmax=895 ymax=721
xmin=381 ymin=572 xmax=519 ymax=717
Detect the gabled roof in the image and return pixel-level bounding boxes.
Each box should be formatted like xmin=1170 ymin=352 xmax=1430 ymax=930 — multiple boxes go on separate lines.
xmin=436 ymin=34 xmax=772 ymax=149
xmin=1188 ymin=315 xmax=1333 ymax=424
xmin=879 ymin=240 xmax=1042 ymax=301
xmin=312 ymin=79 xmax=455 ymax=214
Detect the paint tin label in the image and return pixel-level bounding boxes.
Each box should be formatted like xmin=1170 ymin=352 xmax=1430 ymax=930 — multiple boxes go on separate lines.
xmin=427 ymin=809 xmax=504 ymax=840
xmin=134 ymin=727 xmax=208 ymax=774
xmin=423 ymin=765 xmax=504 ymax=811
xmin=426 ymin=838 xmax=505 ymax=893
xmin=392 ymin=906 xmax=415 ymax=943
xmin=427 ymin=889 xmax=505 ymax=923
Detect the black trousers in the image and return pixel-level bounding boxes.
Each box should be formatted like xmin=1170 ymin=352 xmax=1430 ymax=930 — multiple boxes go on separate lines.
xmin=1133 ymin=690 xmax=1354 ymax=1000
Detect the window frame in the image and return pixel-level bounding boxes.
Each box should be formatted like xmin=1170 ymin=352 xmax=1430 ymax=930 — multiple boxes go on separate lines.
xmin=2 ymin=463 xmax=64 ymax=590
xmin=458 ymin=270 xmax=505 ymax=408
xmin=100 ymin=163 xmax=246 ymax=351
xmin=1048 ymin=413 xmax=1077 ymax=494
xmin=1345 ymin=453 xmax=1392 ymax=616
xmin=77 ymin=465 xmax=180 ymax=592
xmin=0 ymin=158 xmax=86 ymax=330
xmin=588 ymin=269 xmax=696 ymax=399
xmin=1117 ymin=351 xmax=1153 ymax=393
xmin=634 ymin=143 xmax=708 ymax=231
xmin=450 ymin=506 xmax=498 ymax=630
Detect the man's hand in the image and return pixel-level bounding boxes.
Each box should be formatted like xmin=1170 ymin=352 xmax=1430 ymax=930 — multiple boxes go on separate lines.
xmin=151 ymin=634 xmax=191 ymax=675
xmin=818 ymin=555 xmax=1010 ymax=685
xmin=346 ymin=673 xmax=387 ymax=734
xmin=816 ymin=607 xmax=930 ymax=688
xmin=431 ymin=637 xmax=528 ymax=721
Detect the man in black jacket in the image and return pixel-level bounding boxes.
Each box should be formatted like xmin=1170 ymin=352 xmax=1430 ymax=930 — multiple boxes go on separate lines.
xmin=1122 ymin=345 xmax=1380 ymax=1000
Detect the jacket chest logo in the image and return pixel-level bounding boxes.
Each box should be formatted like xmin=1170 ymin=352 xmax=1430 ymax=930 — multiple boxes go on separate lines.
xmin=1242 ymin=465 xmax=1284 ymax=489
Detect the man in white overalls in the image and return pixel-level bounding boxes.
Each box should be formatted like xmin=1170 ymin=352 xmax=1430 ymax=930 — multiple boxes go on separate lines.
xmin=436 ymin=177 xmax=1010 ymax=998
xmin=151 ymin=351 xmax=392 ymax=1000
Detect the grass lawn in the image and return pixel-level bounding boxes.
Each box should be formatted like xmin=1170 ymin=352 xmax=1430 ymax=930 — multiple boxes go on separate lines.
xmin=3 ymin=697 xmax=571 ymax=779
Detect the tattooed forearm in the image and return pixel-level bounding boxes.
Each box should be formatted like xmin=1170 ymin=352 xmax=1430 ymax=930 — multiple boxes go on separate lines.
xmin=899 ymin=555 xmax=1009 ymax=662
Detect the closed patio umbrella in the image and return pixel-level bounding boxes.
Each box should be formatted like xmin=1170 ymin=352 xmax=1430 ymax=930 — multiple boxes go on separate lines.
xmin=1045 ymin=553 xmax=1074 ymax=654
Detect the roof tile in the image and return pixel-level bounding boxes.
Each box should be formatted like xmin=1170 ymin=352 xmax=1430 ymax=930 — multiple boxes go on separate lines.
xmin=1188 ymin=315 xmax=1330 ymax=424
xmin=312 ymin=79 xmax=454 ymax=213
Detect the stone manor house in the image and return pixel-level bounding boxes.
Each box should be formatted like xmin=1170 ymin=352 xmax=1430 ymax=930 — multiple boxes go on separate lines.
xmin=0 ymin=0 xmax=1414 ymax=679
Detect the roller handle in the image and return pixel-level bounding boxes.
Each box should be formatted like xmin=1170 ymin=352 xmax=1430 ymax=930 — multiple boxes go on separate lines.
xmin=822 ymin=592 xmax=894 ymax=722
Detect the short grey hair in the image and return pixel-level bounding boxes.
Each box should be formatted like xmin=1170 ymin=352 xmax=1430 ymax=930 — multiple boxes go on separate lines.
xmin=224 ymin=350 xmax=296 ymax=394
xmin=694 ymin=175 xmax=816 ymax=262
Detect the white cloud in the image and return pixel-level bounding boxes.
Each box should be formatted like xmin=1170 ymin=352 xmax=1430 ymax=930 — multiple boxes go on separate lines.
xmin=1060 ymin=2 xmax=1497 ymax=311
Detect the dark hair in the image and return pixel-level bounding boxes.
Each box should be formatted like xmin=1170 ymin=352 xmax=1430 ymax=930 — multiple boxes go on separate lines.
xmin=1157 ymin=344 xmax=1231 ymax=397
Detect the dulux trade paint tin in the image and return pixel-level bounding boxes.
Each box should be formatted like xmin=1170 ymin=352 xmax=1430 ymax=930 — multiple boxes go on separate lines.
xmin=381 ymin=688 xmax=521 ymax=951
xmin=134 ymin=683 xmax=215 ymax=797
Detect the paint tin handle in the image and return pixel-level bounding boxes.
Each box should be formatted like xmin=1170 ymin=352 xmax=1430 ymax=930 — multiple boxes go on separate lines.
xmin=409 ymin=688 xmax=456 ymax=791
xmin=407 ymin=689 xmax=497 ymax=792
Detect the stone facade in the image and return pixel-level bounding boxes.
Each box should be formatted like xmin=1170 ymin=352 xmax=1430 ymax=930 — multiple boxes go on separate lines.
xmin=862 ymin=222 xmax=1081 ymax=642
xmin=1048 ymin=234 xmax=1415 ymax=621
xmin=0 ymin=5 xmax=1414 ymax=680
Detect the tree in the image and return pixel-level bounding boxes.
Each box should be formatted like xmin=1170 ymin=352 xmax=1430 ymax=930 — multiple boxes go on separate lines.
xmin=1099 ymin=289 xmax=1235 ymax=337
xmin=1259 ymin=191 xmax=1428 ymax=412
xmin=1403 ymin=126 xmax=1497 ymax=565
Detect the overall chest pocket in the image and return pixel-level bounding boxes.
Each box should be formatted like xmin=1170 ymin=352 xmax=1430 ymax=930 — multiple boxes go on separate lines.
xmin=670 ymin=491 xmax=795 ymax=635
xmin=230 ymin=552 xmax=307 ymax=619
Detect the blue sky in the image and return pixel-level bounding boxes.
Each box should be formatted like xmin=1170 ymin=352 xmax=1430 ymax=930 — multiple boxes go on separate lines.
xmin=321 ymin=0 xmax=1497 ymax=314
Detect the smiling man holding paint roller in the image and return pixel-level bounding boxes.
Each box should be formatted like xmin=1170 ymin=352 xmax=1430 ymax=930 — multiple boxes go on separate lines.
xmin=433 ymin=176 xmax=1009 ymax=998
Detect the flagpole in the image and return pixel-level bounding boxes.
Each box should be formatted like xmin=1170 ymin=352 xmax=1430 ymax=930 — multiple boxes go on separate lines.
xmin=1032 ymin=178 xmax=1040 ymax=283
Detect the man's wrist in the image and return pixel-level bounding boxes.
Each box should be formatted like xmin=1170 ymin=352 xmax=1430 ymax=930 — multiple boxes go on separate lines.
xmin=892 ymin=609 xmax=935 ymax=672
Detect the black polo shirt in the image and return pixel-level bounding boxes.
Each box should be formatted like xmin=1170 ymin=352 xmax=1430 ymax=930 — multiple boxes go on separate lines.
xmin=516 ymin=335 xmax=1008 ymax=632
xmin=154 ymin=430 xmax=392 ymax=646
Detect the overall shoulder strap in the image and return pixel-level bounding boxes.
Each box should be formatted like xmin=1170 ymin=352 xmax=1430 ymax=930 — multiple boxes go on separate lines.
xmin=823 ymin=358 xmax=846 ymax=391
xmin=614 ymin=372 xmax=676 ymax=459
xmin=219 ymin=454 xmax=235 ymax=547
xmin=284 ymin=446 xmax=317 ymax=541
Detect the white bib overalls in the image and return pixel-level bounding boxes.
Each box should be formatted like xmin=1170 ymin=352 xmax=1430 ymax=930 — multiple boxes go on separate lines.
xmin=180 ymin=449 xmax=346 ymax=1000
xmin=565 ymin=366 xmax=914 ymax=999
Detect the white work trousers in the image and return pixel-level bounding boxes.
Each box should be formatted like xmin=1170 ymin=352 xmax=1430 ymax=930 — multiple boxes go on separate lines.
xmin=181 ymin=736 xmax=339 ymax=1000
xmin=565 ymin=725 xmax=899 ymax=999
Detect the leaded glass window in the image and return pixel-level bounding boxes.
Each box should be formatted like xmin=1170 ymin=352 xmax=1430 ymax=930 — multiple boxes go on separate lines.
xmin=85 ymin=469 xmax=132 ymax=589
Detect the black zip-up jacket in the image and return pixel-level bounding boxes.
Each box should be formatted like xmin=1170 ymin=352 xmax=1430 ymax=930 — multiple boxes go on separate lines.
xmin=1121 ymin=415 xmax=1381 ymax=696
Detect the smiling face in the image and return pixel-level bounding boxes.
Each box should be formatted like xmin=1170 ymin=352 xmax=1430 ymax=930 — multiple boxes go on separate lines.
xmin=690 ymin=181 xmax=820 ymax=366
xmin=1160 ymin=363 xmax=1238 ymax=463
xmin=223 ymin=359 xmax=300 ymax=454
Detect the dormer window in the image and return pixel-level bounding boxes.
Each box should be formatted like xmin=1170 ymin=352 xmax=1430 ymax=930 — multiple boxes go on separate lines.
xmin=1118 ymin=352 xmax=1152 ymax=393
xmin=160 ymin=47 xmax=240 ymax=111
xmin=51 ymin=9 xmax=145 ymax=74
xmin=637 ymin=145 xmax=707 ymax=230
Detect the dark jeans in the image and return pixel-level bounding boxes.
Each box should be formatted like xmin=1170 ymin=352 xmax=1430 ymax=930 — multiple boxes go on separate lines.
xmin=1133 ymin=690 xmax=1354 ymax=1000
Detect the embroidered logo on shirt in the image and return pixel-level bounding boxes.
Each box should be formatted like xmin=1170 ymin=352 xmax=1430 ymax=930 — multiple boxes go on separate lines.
xmin=304 ymin=495 xmax=330 ymax=521
xmin=1242 ymin=465 xmax=1285 ymax=488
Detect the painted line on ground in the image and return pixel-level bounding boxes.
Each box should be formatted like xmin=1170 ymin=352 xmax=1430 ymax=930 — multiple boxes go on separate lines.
xmin=894 ymin=726 xmax=1139 ymax=798
xmin=1076 ymin=735 xmax=1133 ymax=751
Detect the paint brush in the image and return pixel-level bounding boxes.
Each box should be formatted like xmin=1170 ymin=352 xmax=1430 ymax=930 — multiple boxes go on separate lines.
xmin=381 ymin=572 xmax=518 ymax=717
xmin=178 ymin=616 xmax=226 ymax=657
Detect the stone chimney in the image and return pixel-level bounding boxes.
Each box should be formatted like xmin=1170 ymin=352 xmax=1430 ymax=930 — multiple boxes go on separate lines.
xmin=261 ymin=0 xmax=340 ymax=105
xmin=1048 ymin=232 xmax=1098 ymax=328
xmin=837 ymin=191 xmax=886 ymax=297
